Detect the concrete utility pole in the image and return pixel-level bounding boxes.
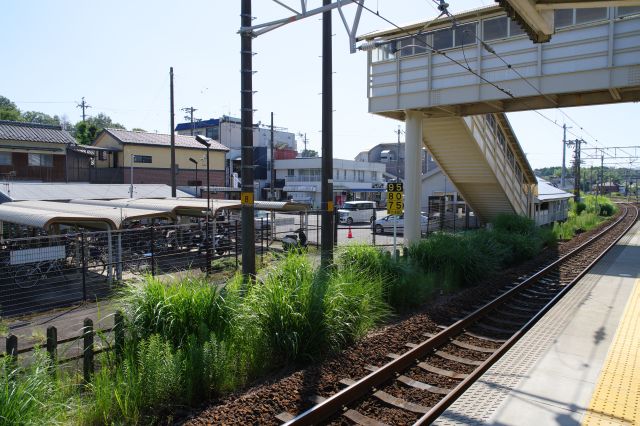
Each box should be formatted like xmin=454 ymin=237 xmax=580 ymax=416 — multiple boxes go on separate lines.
xmin=568 ymin=138 xmax=585 ymax=202
xmin=170 ymin=67 xmax=176 ymax=197
xmin=561 ymin=124 xmax=571 ymax=189
xmin=76 ymin=97 xmax=91 ymax=122
xmin=321 ymin=0 xmax=334 ymax=268
xmin=270 ymin=112 xmax=275 ymax=201
xmin=241 ymin=0 xmax=256 ymax=278
xmin=396 ymin=125 xmax=403 ymax=181
xmin=181 ymin=107 xmax=198 ymax=136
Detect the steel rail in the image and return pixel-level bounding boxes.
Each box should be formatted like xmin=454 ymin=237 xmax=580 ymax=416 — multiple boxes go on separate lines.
xmin=415 ymin=203 xmax=638 ymax=424
xmin=282 ymin=204 xmax=636 ymax=426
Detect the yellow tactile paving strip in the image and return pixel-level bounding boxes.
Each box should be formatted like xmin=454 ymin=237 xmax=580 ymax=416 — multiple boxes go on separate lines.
xmin=583 ymin=279 xmax=640 ymax=426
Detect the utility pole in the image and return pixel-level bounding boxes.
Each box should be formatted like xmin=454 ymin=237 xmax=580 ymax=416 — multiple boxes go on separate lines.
xmin=567 ymin=138 xmax=585 ymax=202
xmin=396 ymin=125 xmax=403 ymax=181
xmin=170 ymin=67 xmax=176 ymax=197
xmin=561 ymin=124 xmax=571 ymax=189
xmin=76 ymin=97 xmax=91 ymax=122
xmin=181 ymin=106 xmax=198 ymax=136
xmin=270 ymin=112 xmax=275 ymax=201
xmin=321 ymin=0 xmax=334 ymax=268
xmin=241 ymin=0 xmax=256 ymax=278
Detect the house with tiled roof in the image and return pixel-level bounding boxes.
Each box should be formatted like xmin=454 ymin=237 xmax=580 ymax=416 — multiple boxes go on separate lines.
xmin=92 ymin=128 xmax=228 ymax=194
xmin=0 ymin=120 xmax=90 ymax=182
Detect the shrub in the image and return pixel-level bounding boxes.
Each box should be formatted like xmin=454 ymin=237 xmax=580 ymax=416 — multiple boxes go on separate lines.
xmin=574 ymin=201 xmax=587 ymax=215
xmin=120 ymin=275 xmax=228 ymax=345
xmin=599 ymin=203 xmax=614 ymax=216
xmin=0 ymin=350 xmax=74 ymax=425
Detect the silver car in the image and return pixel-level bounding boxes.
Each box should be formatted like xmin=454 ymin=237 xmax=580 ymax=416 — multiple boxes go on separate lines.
xmin=374 ymin=214 xmax=429 ymax=234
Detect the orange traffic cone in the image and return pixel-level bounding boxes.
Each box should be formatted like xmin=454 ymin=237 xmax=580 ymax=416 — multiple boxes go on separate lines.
xmin=347 ymin=226 xmax=353 ymax=239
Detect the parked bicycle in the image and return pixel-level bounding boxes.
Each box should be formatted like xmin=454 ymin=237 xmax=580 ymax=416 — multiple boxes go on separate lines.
xmin=12 ymin=258 xmax=67 ymax=289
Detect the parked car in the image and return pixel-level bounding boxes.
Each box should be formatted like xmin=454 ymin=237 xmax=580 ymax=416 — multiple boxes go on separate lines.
xmin=254 ymin=210 xmax=271 ymax=230
xmin=374 ymin=214 xmax=429 ymax=234
xmin=338 ymin=201 xmax=377 ymax=225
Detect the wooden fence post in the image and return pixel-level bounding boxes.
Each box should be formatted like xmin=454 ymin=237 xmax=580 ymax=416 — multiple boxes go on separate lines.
xmin=83 ymin=318 xmax=94 ymax=383
xmin=114 ymin=311 xmax=124 ymax=361
xmin=46 ymin=326 xmax=57 ymax=363
xmin=6 ymin=334 xmax=17 ymax=369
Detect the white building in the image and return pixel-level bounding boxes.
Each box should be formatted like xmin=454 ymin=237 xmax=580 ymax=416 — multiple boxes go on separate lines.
xmin=176 ymin=116 xmax=297 ymax=198
xmin=274 ymin=157 xmax=386 ymax=209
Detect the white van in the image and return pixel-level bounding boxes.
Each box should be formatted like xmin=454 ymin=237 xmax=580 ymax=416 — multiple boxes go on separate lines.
xmin=338 ymin=201 xmax=376 ymax=225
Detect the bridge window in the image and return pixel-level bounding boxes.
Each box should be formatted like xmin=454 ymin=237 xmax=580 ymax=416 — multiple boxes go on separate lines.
xmin=509 ymin=19 xmax=525 ymax=36
xmin=555 ymin=8 xmax=608 ymax=29
xmin=433 ymin=28 xmax=453 ymax=50
xmin=618 ymin=6 xmax=640 ymax=17
xmin=373 ymin=42 xmax=396 ymax=62
xmin=554 ymin=9 xmax=574 ymax=29
xmin=575 ymin=8 xmax=608 ymax=24
xmin=454 ymin=23 xmax=477 ymax=46
xmin=483 ymin=17 xmax=508 ymax=41
xmin=397 ymin=37 xmax=428 ymax=57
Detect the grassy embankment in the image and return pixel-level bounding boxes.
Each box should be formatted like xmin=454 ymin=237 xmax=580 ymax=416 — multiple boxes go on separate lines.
xmin=2 ymin=208 xmax=616 ymax=424
xmin=552 ymin=195 xmax=617 ymax=240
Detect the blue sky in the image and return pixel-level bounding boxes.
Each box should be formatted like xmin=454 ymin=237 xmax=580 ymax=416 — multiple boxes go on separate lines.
xmin=1 ymin=0 xmax=637 ymax=170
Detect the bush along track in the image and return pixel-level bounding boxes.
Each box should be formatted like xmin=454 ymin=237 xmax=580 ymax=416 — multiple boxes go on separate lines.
xmin=0 ymin=211 xmax=619 ymax=425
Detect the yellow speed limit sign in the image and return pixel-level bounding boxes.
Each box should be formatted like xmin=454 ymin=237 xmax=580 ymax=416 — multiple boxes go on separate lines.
xmin=387 ymin=182 xmax=404 ymax=215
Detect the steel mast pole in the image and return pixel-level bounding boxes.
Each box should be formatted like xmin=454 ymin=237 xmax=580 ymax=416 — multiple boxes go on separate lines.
xmin=241 ymin=0 xmax=256 ymax=277
xmin=321 ymin=0 xmax=334 ymax=268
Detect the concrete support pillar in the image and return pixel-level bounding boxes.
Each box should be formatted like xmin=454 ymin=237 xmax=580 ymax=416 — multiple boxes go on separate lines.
xmin=404 ymin=110 xmax=423 ymax=246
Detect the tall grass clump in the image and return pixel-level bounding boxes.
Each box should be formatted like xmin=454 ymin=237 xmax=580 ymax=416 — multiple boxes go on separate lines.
xmin=120 ymin=275 xmax=229 ymax=345
xmin=409 ymin=232 xmax=501 ymax=289
xmin=238 ymin=253 xmax=389 ymax=364
xmin=336 ymin=244 xmax=435 ymax=310
xmin=0 ymin=350 xmax=75 ymax=425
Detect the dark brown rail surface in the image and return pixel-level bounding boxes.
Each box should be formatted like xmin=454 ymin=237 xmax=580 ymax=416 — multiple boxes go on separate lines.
xmin=282 ymin=204 xmax=638 ymax=426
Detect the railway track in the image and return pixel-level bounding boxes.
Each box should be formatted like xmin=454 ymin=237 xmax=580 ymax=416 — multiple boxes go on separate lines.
xmin=276 ymin=204 xmax=638 ymax=426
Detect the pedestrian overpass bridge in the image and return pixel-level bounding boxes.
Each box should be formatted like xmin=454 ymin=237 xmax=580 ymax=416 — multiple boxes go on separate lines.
xmin=358 ymin=4 xmax=640 ymax=242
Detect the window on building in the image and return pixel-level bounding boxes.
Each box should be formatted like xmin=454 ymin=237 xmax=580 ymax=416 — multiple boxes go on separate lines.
xmin=509 ymin=19 xmax=525 ymax=36
xmin=618 ymin=6 xmax=640 ymax=17
xmin=576 ymin=8 xmax=607 ymax=24
xmin=0 ymin=152 xmax=11 ymax=166
xmin=205 ymin=126 xmax=220 ymax=140
xmin=454 ymin=23 xmax=477 ymax=46
xmin=399 ymin=37 xmax=415 ymax=57
xmin=371 ymin=171 xmax=377 ymax=180
xmin=374 ymin=41 xmax=397 ymax=62
xmin=28 ymin=153 xmax=53 ymax=167
xmin=554 ymin=9 xmax=574 ymax=28
xmin=433 ymin=28 xmax=454 ymax=50
xmin=98 ymin=150 xmax=106 ymax=161
xmin=483 ymin=17 xmax=508 ymax=41
xmin=133 ymin=155 xmax=152 ymax=164
xmin=287 ymin=169 xmax=294 ymax=177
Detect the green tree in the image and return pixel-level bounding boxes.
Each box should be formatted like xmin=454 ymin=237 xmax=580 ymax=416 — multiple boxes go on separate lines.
xmin=75 ymin=121 xmax=99 ymax=145
xmin=21 ymin=111 xmax=60 ymax=126
xmin=300 ymin=149 xmax=318 ymax=157
xmin=0 ymin=95 xmax=21 ymax=121
xmin=85 ymin=113 xmax=126 ymax=131
xmin=132 ymin=127 xmax=146 ymax=132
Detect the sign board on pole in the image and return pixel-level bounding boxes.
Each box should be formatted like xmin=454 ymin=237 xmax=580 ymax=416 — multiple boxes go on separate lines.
xmin=386 ymin=182 xmax=404 ymax=215
xmin=241 ymin=192 xmax=254 ymax=205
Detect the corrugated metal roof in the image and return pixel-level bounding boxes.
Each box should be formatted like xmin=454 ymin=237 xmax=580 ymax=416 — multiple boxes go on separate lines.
xmin=536 ymin=178 xmax=573 ymax=202
xmin=0 ymin=183 xmax=191 ymax=202
xmin=100 ymin=128 xmax=228 ymax=151
xmin=69 ymin=198 xmax=238 ymax=216
xmin=9 ymin=201 xmax=172 ymax=229
xmin=0 ymin=204 xmax=117 ymax=230
xmin=0 ymin=120 xmax=77 ymax=144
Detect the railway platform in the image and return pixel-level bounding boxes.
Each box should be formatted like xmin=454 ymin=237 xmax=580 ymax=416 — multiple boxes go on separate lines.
xmin=437 ymin=221 xmax=640 ymax=425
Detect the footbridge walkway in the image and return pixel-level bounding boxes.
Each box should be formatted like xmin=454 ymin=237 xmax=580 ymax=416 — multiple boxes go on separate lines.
xmin=358 ymin=4 xmax=640 ymax=243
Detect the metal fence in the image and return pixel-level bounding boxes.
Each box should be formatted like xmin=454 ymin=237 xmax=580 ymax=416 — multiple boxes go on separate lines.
xmin=0 ymin=209 xmax=481 ymax=318
xmin=0 ymin=221 xmax=244 ymax=317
